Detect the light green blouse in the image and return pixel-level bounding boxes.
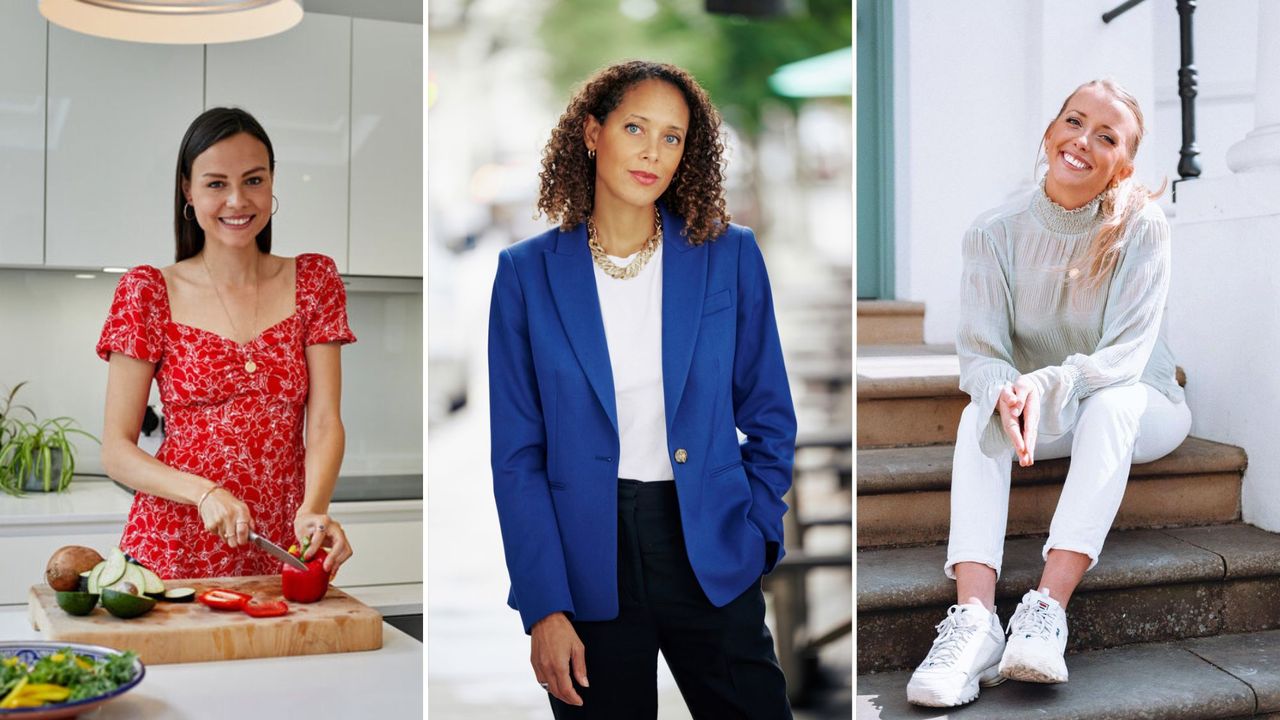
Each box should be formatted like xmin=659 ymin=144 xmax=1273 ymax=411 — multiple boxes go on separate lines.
xmin=957 ymin=181 xmax=1184 ymax=457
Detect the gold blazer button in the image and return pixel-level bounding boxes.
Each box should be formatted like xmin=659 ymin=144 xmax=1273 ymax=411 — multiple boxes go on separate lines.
xmin=674 ymin=449 xmax=688 ymax=464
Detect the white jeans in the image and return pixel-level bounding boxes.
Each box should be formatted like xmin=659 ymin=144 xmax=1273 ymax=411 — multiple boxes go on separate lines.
xmin=945 ymin=383 xmax=1192 ymax=579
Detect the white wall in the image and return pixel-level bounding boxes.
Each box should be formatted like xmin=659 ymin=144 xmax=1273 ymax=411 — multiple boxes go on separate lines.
xmin=893 ymin=0 xmax=1169 ymax=344
xmin=0 ymin=269 xmax=422 ymax=478
xmin=1170 ymin=174 xmax=1280 ymax=531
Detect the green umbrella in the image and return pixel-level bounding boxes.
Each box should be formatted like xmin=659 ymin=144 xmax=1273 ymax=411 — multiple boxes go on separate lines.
xmin=768 ymin=46 xmax=853 ymax=98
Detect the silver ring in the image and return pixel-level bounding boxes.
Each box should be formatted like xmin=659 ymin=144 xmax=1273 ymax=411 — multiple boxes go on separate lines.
xmin=316 ymin=525 xmax=326 ymax=532
xmin=235 ymin=520 xmax=248 ymax=525
xmin=539 ymin=682 xmax=549 ymax=690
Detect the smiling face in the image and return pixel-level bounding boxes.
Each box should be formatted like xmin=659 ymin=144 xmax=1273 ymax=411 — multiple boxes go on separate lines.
xmin=583 ymin=78 xmax=690 ymax=214
xmin=182 ymin=132 xmax=273 ymax=251
xmin=1042 ymin=83 xmax=1140 ymax=209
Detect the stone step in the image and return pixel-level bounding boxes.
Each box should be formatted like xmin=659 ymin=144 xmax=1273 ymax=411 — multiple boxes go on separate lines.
xmin=857 ymin=437 xmax=1245 ymax=547
xmin=856 ymin=345 xmax=962 ymax=448
xmin=856 ymin=523 xmax=1280 ymax=673
xmin=857 ymin=300 xmax=925 ymax=346
xmin=855 ymin=345 xmax=1188 ymax=449
xmin=857 ymin=627 xmax=1280 ymax=719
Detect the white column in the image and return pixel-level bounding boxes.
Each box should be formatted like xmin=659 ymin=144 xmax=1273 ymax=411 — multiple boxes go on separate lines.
xmin=1225 ymin=1 xmax=1280 ymax=172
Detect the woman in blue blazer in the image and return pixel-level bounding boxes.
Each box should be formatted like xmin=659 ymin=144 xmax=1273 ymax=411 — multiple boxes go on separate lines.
xmin=488 ymin=60 xmax=797 ymax=719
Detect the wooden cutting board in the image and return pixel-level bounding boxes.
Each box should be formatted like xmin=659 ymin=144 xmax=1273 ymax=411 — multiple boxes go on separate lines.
xmin=27 ymin=576 xmax=383 ymax=665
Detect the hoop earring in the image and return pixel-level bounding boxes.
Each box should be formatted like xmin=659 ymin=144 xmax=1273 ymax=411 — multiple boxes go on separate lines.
xmin=272 ymin=195 xmax=279 ymax=217
xmin=183 ymin=202 xmax=194 ymax=221
xmin=587 ymin=148 xmax=596 ymax=160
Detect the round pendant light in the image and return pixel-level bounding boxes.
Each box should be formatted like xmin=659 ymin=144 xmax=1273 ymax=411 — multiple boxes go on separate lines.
xmin=39 ymin=0 xmax=304 ymax=45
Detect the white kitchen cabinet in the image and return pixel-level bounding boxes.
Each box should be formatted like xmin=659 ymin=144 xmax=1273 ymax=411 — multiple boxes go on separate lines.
xmin=0 ymin=4 xmax=47 ymax=266
xmin=206 ymin=14 xmax=352 ymax=271
xmin=348 ymin=19 xmax=423 ymax=277
xmin=44 ymin=28 xmax=203 ymax=270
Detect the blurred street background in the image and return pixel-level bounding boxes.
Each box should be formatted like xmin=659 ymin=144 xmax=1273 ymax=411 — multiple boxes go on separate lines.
xmin=426 ymin=0 xmax=852 ymax=716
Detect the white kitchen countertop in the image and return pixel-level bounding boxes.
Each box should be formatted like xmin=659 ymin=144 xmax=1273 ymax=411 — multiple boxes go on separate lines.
xmin=0 ymin=607 xmax=423 ymax=719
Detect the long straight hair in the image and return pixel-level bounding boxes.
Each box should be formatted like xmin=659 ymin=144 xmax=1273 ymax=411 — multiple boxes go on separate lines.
xmin=173 ymin=107 xmax=276 ymax=262
xmin=1039 ymin=79 xmax=1166 ymax=285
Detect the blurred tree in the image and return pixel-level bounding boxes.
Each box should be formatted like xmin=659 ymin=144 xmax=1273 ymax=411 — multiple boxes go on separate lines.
xmin=539 ymin=0 xmax=851 ymax=136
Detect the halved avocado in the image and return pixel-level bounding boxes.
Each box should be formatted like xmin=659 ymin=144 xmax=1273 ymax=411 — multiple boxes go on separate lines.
xmin=136 ymin=565 xmax=165 ymax=595
xmin=55 ymin=591 xmax=99 ymax=616
xmin=97 ymin=548 xmax=127 ymax=589
xmin=86 ymin=561 xmax=106 ymax=594
xmin=100 ymin=588 xmax=157 ymax=619
xmin=77 ymin=571 xmax=92 ymax=593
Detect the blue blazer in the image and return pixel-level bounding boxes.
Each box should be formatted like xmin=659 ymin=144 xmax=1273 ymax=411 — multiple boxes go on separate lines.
xmin=488 ymin=204 xmax=797 ymax=633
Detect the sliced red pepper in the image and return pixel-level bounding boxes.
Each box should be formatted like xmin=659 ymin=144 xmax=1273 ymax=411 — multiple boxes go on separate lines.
xmin=243 ymin=599 xmax=289 ymax=618
xmin=197 ymin=588 xmax=252 ymax=611
xmin=281 ymin=548 xmax=330 ymax=604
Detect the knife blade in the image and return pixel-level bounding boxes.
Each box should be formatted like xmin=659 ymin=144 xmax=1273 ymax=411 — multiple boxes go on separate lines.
xmin=248 ymin=530 xmax=309 ymax=570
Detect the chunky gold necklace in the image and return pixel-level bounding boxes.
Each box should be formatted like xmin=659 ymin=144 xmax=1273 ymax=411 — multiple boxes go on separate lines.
xmin=587 ymin=207 xmax=662 ymax=280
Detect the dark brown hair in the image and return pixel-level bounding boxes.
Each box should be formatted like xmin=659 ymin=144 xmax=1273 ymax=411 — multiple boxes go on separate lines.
xmin=537 ymin=61 xmax=730 ymax=245
xmin=174 ymin=107 xmax=276 ymax=262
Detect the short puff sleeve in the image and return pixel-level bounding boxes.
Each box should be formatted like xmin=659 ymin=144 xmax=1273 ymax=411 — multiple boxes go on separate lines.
xmin=299 ymin=253 xmax=357 ymax=347
xmin=96 ymin=266 xmax=167 ymax=364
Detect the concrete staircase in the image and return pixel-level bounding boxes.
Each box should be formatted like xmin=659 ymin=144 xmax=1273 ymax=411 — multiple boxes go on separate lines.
xmin=855 ymin=304 xmax=1280 ymax=718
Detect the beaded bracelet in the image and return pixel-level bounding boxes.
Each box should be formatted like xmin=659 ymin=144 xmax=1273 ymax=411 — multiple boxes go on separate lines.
xmin=197 ymin=485 xmax=224 ymax=516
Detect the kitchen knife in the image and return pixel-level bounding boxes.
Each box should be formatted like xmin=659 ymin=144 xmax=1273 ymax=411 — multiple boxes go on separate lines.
xmin=248 ymin=530 xmax=309 ymax=570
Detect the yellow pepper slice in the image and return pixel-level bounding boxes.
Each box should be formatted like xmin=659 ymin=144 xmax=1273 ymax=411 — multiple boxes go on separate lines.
xmin=23 ymin=683 xmax=72 ymax=700
xmin=0 ymin=676 xmax=30 ymax=708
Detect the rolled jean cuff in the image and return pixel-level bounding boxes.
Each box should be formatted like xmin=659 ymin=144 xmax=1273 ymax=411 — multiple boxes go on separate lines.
xmin=944 ymin=555 xmax=1001 ymax=581
xmin=1041 ymin=541 xmax=1100 ymax=573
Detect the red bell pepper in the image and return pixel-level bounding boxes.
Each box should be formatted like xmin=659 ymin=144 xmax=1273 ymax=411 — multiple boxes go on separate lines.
xmin=243 ymin=599 xmax=290 ymax=618
xmin=281 ymin=546 xmax=330 ymax=603
xmin=197 ymin=588 xmax=252 ymax=611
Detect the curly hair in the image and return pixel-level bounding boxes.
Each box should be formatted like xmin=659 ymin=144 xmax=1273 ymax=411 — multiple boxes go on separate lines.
xmin=537 ymin=61 xmax=730 ymax=245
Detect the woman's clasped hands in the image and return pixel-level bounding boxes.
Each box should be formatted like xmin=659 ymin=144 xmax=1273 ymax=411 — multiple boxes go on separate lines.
xmin=998 ymin=377 xmax=1041 ymax=467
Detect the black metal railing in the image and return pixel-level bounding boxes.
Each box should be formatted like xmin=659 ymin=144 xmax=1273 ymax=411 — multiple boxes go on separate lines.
xmin=1103 ymin=0 xmax=1201 ymax=197
xmin=1175 ymin=0 xmax=1202 ymax=185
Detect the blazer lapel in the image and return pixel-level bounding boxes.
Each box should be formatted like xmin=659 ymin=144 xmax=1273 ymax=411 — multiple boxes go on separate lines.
xmin=545 ymin=223 xmax=619 ymax=435
xmin=661 ymin=204 xmax=708 ymax=431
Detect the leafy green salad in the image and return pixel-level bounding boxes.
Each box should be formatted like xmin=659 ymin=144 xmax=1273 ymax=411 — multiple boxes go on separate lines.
xmin=0 ymin=648 xmax=137 ymax=709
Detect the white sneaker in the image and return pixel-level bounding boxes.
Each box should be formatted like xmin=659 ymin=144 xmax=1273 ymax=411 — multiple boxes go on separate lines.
xmin=906 ymin=603 xmax=1006 ymax=707
xmin=999 ymin=588 xmax=1069 ymax=683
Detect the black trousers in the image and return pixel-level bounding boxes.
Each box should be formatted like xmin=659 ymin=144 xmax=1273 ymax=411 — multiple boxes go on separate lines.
xmin=549 ymin=479 xmax=792 ymax=720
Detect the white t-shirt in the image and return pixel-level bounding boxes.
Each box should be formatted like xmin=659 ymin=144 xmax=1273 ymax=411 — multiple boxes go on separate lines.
xmin=593 ymin=242 xmax=674 ymax=482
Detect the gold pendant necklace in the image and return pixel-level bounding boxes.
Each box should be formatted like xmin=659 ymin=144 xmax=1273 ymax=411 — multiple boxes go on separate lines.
xmin=587 ymin=207 xmax=662 ymax=280
xmin=202 ymin=253 xmax=261 ymax=374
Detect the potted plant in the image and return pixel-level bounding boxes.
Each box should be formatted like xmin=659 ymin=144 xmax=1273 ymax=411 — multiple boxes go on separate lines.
xmin=0 ymin=382 xmax=99 ymax=496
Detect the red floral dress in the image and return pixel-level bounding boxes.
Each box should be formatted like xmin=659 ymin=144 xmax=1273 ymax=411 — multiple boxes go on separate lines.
xmin=96 ymin=253 xmax=356 ymax=579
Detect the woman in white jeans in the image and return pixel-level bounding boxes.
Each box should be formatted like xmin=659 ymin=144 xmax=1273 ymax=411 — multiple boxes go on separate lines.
xmin=907 ymin=79 xmax=1192 ymax=708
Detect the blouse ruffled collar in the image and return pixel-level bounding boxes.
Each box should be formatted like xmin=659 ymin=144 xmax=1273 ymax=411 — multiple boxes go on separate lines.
xmin=1032 ymin=176 xmax=1102 ymax=235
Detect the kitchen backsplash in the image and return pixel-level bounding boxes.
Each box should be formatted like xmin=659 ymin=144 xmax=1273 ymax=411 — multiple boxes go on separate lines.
xmin=0 ymin=267 xmax=422 ymax=477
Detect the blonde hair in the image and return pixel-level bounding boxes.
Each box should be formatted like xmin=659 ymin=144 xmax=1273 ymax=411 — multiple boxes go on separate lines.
xmin=1041 ymin=79 xmax=1166 ymax=284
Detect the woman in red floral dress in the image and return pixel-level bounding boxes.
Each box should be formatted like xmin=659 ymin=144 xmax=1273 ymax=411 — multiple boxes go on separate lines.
xmin=98 ymin=107 xmax=356 ymax=580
